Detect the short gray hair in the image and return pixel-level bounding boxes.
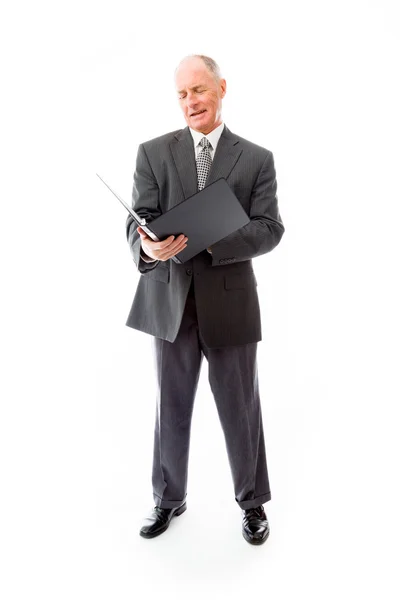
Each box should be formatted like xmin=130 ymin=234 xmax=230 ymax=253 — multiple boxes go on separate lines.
xmin=175 ymin=54 xmax=222 ymax=82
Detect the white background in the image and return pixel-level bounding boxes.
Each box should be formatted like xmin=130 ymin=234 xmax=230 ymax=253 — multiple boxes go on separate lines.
xmin=1 ymin=0 xmax=400 ymax=598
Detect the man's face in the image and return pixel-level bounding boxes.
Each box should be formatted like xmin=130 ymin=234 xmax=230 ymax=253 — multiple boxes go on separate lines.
xmin=175 ymin=58 xmax=226 ymax=134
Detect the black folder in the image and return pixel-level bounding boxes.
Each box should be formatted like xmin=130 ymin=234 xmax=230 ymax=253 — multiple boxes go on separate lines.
xmin=96 ymin=174 xmax=250 ymax=264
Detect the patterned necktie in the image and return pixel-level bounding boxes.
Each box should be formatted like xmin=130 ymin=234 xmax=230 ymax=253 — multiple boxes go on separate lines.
xmin=196 ymin=137 xmax=213 ymax=190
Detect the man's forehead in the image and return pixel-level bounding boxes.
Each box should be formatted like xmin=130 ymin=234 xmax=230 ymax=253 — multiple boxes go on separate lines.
xmin=175 ymin=65 xmax=210 ymax=87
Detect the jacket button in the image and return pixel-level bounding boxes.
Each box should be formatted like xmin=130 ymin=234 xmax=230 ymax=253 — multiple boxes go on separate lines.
xmin=186 ymin=269 xmax=192 ymax=276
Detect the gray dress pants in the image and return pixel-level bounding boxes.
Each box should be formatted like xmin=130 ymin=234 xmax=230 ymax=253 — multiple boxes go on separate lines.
xmin=151 ymin=279 xmax=272 ymax=510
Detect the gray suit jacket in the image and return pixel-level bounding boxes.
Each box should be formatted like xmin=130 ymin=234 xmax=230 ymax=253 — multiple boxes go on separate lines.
xmin=125 ymin=124 xmax=284 ymax=348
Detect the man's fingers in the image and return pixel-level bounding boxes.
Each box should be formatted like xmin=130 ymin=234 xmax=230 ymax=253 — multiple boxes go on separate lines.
xmin=150 ymin=234 xmax=187 ymax=252
xmin=163 ymin=236 xmax=187 ymax=256
xmin=158 ymin=243 xmax=186 ymax=260
xmin=138 ymin=227 xmax=187 ymax=251
xmin=156 ymin=235 xmax=176 ymax=249
xmin=158 ymin=239 xmax=188 ymax=261
xmin=159 ymin=234 xmax=188 ymax=248
xmin=145 ymin=234 xmax=177 ymax=250
xmin=141 ymin=231 xmax=188 ymax=261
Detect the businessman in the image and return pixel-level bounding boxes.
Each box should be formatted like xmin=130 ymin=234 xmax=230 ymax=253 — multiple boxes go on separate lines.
xmin=125 ymin=54 xmax=284 ymax=545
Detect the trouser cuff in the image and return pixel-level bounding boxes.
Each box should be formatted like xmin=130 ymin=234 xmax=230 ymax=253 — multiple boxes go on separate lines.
xmin=154 ymin=493 xmax=187 ymax=509
xmin=236 ymin=491 xmax=271 ymax=510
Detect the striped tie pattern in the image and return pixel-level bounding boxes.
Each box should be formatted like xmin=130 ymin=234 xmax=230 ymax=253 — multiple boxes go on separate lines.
xmin=196 ymin=137 xmax=212 ymax=190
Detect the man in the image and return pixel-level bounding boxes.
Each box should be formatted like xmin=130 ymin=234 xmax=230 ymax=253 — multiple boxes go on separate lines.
xmin=125 ymin=55 xmax=284 ymax=545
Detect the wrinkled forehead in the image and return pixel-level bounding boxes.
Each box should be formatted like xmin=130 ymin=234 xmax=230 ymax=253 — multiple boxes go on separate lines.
xmin=175 ymin=61 xmax=213 ymax=91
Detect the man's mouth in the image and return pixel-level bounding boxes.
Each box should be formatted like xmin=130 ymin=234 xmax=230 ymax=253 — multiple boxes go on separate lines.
xmin=191 ymin=109 xmax=206 ymax=117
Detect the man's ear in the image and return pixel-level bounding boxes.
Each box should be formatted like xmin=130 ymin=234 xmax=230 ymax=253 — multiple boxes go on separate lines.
xmin=220 ymin=79 xmax=227 ymax=98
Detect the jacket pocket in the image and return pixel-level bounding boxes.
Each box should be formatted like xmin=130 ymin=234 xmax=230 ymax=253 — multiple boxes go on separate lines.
xmin=142 ymin=265 xmax=170 ymax=283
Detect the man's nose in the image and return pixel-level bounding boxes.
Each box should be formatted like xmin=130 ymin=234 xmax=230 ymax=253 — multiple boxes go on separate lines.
xmin=185 ymin=92 xmax=198 ymax=109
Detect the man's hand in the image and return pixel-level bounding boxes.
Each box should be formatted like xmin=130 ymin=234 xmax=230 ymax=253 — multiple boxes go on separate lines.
xmin=137 ymin=226 xmax=188 ymax=262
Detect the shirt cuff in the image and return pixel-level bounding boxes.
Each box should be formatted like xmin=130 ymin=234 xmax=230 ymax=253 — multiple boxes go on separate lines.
xmin=140 ymin=247 xmax=157 ymax=263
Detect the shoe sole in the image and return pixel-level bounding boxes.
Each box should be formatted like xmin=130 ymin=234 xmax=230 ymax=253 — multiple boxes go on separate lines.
xmin=242 ymin=528 xmax=270 ymax=545
xmin=139 ymin=502 xmax=187 ymax=539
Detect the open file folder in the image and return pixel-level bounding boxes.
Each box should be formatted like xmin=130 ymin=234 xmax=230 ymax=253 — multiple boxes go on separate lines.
xmin=96 ymin=174 xmax=250 ymax=264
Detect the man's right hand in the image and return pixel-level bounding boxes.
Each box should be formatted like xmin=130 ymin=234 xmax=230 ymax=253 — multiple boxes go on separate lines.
xmin=137 ymin=226 xmax=188 ymax=262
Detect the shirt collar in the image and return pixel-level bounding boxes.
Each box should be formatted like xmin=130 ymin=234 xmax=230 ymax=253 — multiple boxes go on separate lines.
xmin=189 ymin=121 xmax=225 ymax=151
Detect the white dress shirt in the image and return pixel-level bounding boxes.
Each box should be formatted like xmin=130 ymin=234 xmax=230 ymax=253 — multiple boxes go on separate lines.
xmin=189 ymin=121 xmax=225 ymax=159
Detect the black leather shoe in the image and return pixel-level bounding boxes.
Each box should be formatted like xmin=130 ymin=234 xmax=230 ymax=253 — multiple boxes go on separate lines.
xmin=139 ymin=502 xmax=187 ymax=539
xmin=242 ymin=505 xmax=270 ymax=545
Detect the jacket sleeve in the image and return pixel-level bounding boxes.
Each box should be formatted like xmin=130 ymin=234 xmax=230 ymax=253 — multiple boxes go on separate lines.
xmin=125 ymin=143 xmax=161 ymax=273
xmin=209 ymin=151 xmax=285 ymax=266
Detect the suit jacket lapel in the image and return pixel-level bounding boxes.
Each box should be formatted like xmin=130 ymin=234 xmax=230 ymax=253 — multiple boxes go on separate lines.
xmin=169 ymin=124 xmax=243 ymax=203
xmin=206 ymin=125 xmax=242 ymax=186
xmin=169 ymin=127 xmax=198 ymax=201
